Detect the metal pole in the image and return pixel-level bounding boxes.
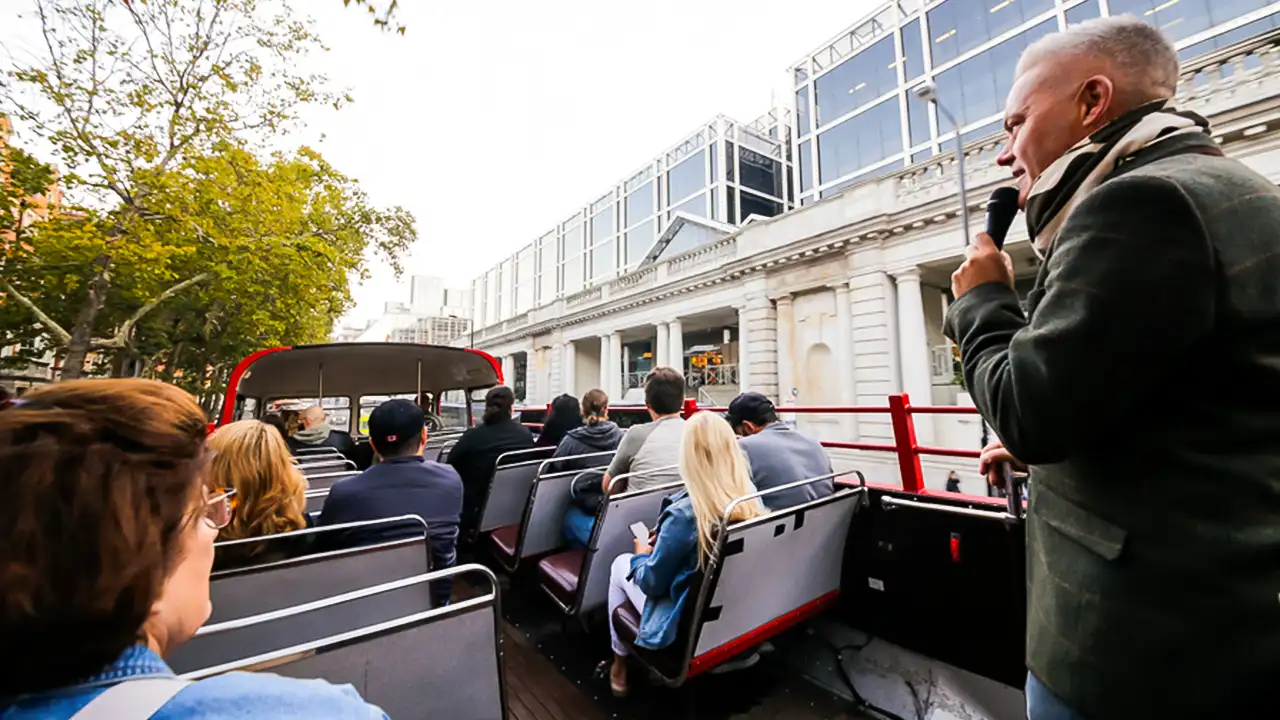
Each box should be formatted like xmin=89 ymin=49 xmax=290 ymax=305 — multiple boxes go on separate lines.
xmin=935 ymin=101 xmax=971 ymax=248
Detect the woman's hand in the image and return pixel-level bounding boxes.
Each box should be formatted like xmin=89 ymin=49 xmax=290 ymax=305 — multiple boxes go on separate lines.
xmin=632 ymin=537 xmax=652 ymax=555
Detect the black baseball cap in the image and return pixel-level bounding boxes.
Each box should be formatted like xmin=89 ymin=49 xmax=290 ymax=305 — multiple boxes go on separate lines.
xmin=368 ymin=399 xmax=425 ymax=450
xmin=725 ymin=392 xmax=776 ymax=427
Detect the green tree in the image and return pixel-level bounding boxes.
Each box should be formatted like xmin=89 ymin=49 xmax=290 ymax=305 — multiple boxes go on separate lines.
xmin=1 ymin=0 xmax=411 ymax=382
xmin=344 ymin=0 xmax=405 ymax=34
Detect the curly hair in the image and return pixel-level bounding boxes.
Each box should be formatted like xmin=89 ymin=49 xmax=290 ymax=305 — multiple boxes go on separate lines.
xmin=0 ymin=379 xmax=208 ymax=696
xmin=206 ymin=420 xmax=308 ymax=558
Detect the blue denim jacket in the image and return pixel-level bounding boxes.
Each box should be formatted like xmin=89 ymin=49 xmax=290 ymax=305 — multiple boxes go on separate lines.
xmin=1 ymin=645 xmax=387 ymax=719
xmin=628 ymin=489 xmax=699 ymax=650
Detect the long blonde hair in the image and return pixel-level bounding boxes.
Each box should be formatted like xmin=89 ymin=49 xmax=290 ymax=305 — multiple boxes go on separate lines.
xmin=206 ymin=420 xmax=308 ymax=554
xmin=680 ymin=411 xmax=765 ymax=568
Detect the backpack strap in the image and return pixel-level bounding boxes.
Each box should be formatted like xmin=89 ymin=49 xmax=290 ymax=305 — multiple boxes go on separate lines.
xmin=71 ymin=678 xmax=192 ymax=720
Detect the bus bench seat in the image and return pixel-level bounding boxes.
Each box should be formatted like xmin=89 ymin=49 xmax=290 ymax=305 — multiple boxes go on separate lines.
xmin=538 ymin=549 xmax=585 ymax=608
xmin=488 ymin=524 xmax=519 ymax=567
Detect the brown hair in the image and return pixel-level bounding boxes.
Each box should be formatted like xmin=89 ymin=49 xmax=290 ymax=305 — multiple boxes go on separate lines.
xmin=0 ymin=379 xmax=208 ymax=696
xmin=206 ymin=420 xmax=307 ymax=558
xmin=644 ymin=367 xmax=685 ymax=415
xmin=582 ymin=388 xmax=609 ymax=424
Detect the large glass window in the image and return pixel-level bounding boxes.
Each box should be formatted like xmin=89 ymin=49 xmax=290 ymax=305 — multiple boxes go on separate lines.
xmin=515 ymin=246 xmax=534 ymax=314
xmin=928 ymin=0 xmax=1055 ymax=66
xmin=591 ymin=207 xmax=613 ymax=242
xmin=814 ymin=36 xmax=898 ymax=127
xmin=796 ymin=88 xmax=811 ymax=136
xmin=1179 ymin=12 xmax=1280 ymax=60
xmin=902 ymin=19 xmax=924 ymax=80
xmin=625 ymin=183 xmax=653 ymax=226
xmin=624 ymin=220 xmax=655 ymax=265
xmin=739 ymin=148 xmax=783 ymax=199
xmin=670 ymin=192 xmax=706 ymax=220
xmin=1064 ymin=0 xmax=1101 ymax=25
xmin=1109 ymin=0 xmax=1271 ymax=43
xmin=537 ymin=233 xmax=557 ymax=302
xmin=816 ymin=98 xmax=902 ymax=184
xmin=498 ymin=259 xmax=513 ymax=319
xmin=739 ymin=191 xmax=783 ymax=220
xmin=590 ymin=239 xmax=615 ymax=280
xmin=906 ymin=89 xmax=931 ymax=147
xmin=934 ymin=19 xmax=1057 ymax=129
xmin=560 ymin=223 xmax=584 ymax=295
xmin=484 ymin=268 xmax=498 ymax=326
xmin=562 ymin=254 xmax=583 ymax=294
xmin=798 ymin=139 xmax=813 ymax=193
xmin=667 ymin=150 xmax=706 ymax=205
xmin=710 ymin=141 xmax=720 ymax=181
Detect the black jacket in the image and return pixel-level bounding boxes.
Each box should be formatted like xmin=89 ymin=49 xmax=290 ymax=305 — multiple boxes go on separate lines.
xmin=555 ymin=422 xmax=623 ymax=512
xmin=317 ymin=455 xmax=463 ymax=607
xmin=288 ymin=428 xmax=357 ymax=463
xmin=945 ymin=134 xmax=1280 ymax=717
xmin=447 ymin=419 xmax=535 ymax=528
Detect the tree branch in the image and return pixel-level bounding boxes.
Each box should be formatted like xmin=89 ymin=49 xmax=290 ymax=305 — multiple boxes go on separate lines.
xmin=95 ymin=272 xmax=212 ymax=350
xmin=0 ymin=279 xmax=73 ymax=345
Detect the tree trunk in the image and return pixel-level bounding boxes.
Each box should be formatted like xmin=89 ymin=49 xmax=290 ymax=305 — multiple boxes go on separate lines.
xmin=61 ymin=256 xmax=113 ymax=380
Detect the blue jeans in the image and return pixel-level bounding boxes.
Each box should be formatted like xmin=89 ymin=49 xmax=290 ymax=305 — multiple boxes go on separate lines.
xmin=1026 ymin=672 xmax=1086 ymax=720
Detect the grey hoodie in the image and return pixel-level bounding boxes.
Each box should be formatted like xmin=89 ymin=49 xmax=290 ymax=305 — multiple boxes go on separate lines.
xmin=551 ymin=421 xmax=623 ymax=471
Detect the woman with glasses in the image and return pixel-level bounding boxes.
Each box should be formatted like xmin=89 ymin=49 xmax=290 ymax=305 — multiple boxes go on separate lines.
xmin=0 ymin=379 xmax=386 ymax=718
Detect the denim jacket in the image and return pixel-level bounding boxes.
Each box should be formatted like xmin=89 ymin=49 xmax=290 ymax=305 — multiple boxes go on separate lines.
xmin=0 ymin=645 xmax=387 ymax=719
xmin=628 ymin=489 xmax=699 ymax=650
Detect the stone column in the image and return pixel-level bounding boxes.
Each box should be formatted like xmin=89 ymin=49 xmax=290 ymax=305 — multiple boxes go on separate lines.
xmin=598 ymin=335 xmax=609 ymax=391
xmin=563 ymin=341 xmax=577 ymax=397
xmin=832 ymin=283 xmax=856 ymax=437
xmin=655 ymin=323 xmax=669 ymax=370
xmin=736 ymin=305 xmax=751 ymax=395
xmin=609 ymin=332 xmax=623 ymax=400
xmin=622 ymin=344 xmax=631 ymax=392
xmin=668 ymin=319 xmax=684 ymax=374
xmin=501 ymin=354 xmax=516 ymax=389
xmin=775 ymin=294 xmax=795 ymax=406
xmin=739 ymin=294 xmax=777 ymax=400
xmin=894 ymin=267 xmax=934 ymax=443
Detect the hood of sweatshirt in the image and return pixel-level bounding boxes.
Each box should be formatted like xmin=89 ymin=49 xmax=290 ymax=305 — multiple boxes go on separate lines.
xmin=565 ymin=421 xmax=623 ymax=450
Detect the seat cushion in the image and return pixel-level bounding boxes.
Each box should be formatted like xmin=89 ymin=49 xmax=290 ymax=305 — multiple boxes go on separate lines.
xmin=611 ymin=599 xmax=641 ymax=648
xmin=537 ymin=549 xmax=585 ymax=608
xmin=488 ymin=524 xmax=519 ymax=565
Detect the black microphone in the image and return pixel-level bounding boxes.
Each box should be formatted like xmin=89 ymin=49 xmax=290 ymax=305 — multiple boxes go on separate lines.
xmin=985 ymin=187 xmax=1021 ymax=250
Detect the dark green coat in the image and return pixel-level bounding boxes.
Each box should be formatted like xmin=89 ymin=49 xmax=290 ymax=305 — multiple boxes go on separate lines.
xmin=946 ymin=134 xmax=1280 ymax=718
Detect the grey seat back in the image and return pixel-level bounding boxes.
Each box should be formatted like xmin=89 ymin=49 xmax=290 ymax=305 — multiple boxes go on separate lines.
xmin=305 ymin=471 xmax=359 ymax=492
xmin=170 ymin=517 xmax=433 ymax=674
xmin=436 ymin=439 xmax=458 ymax=463
xmin=301 ymin=459 xmax=356 ymax=476
xmin=518 ymin=452 xmax=616 ymax=560
xmin=293 ymin=446 xmax=341 ymax=457
xmin=180 ymin=565 xmax=505 ymax=720
xmin=476 ymin=447 xmax=555 ymax=533
xmin=578 ymin=471 xmax=683 ymax=615
xmin=304 ymin=488 xmax=328 ymax=514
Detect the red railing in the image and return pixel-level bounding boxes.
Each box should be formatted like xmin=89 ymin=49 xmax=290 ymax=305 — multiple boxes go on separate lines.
xmin=682 ymin=393 xmax=984 ymax=497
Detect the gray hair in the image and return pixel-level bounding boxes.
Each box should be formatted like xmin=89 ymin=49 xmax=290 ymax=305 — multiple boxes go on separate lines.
xmin=1018 ymin=16 xmax=1180 ymax=104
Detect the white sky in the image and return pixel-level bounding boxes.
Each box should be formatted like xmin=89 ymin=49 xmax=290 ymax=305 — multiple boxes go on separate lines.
xmin=4 ymin=0 xmax=883 ymax=327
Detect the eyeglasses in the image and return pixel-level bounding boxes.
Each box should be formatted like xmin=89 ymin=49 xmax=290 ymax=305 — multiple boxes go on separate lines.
xmin=204 ymin=488 xmax=237 ymax=530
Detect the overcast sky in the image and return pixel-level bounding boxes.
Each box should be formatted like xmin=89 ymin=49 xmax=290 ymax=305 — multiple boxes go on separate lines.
xmin=5 ymin=0 xmax=882 ymax=327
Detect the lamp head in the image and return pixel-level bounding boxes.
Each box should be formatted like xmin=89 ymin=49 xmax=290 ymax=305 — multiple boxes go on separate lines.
xmin=914 ymin=80 xmax=939 ymax=103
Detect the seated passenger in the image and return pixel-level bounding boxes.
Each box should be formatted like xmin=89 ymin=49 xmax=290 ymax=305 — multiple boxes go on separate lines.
xmin=536 ymin=393 xmax=583 ymax=448
xmin=319 ymin=399 xmax=462 ymax=607
xmin=726 ymin=392 xmax=834 ymax=510
xmin=606 ymin=411 xmax=764 ymax=696
xmin=261 ymin=412 xmax=290 ymax=443
xmin=603 ymin=367 xmax=686 ymax=494
xmin=0 ymin=379 xmax=386 ymax=718
xmin=287 ymin=405 xmax=356 ymax=461
xmin=447 ymin=386 xmax=535 ymax=530
xmin=557 ymin=388 xmax=625 ymax=548
xmin=206 ymin=420 xmax=310 ymax=569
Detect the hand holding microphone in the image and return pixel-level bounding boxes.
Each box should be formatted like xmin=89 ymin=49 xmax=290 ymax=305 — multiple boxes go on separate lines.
xmin=951 ymin=187 xmax=1020 ymax=299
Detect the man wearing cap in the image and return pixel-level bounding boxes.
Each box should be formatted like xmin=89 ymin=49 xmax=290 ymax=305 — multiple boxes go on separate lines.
xmin=319 ymin=399 xmax=463 ymax=606
xmin=727 ymin=392 xmax=834 ymax=511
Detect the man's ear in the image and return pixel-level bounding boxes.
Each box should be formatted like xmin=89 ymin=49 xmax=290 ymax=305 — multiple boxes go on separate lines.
xmin=1078 ymin=75 xmax=1114 ymax=130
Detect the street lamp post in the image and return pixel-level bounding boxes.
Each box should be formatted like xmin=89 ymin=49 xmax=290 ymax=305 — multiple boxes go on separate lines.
xmin=915 ymin=81 xmax=971 ymax=249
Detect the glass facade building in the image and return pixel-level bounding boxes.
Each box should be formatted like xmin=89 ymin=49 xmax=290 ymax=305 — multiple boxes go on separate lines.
xmin=472 ymin=0 xmax=1280 ymax=330
xmin=472 ymin=113 xmax=792 ymax=328
xmin=792 ymin=0 xmax=1280 ymax=204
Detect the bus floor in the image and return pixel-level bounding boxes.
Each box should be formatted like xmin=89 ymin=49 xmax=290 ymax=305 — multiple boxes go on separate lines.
xmin=456 ymin=571 xmax=867 ymax=720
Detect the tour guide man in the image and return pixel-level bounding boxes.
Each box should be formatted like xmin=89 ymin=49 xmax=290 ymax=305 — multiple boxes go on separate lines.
xmin=944 ymin=16 xmax=1278 ymax=719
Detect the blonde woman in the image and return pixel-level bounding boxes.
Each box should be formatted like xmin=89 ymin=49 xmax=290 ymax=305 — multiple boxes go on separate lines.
xmin=605 ymin=410 xmax=765 ymax=696
xmin=206 ymin=420 xmax=309 ymax=565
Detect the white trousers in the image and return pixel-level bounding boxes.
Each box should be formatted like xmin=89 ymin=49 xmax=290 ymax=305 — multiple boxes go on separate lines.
xmin=608 ymin=553 xmax=647 ymax=656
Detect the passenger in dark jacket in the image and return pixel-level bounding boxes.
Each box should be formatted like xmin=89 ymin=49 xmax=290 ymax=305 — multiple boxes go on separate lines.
xmin=536 ymin=394 xmax=582 ymax=447
xmin=944 ymin=18 xmax=1280 ymax=718
xmin=447 ymin=386 xmax=535 ymax=530
xmin=318 ymin=399 xmax=462 ymax=607
xmin=287 ymin=405 xmax=357 ymax=462
xmin=560 ymin=389 xmax=624 ymax=548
